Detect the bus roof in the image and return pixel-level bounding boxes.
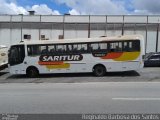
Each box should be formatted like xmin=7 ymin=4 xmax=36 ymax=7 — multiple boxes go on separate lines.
xmin=13 ymin=35 xmax=143 ymax=46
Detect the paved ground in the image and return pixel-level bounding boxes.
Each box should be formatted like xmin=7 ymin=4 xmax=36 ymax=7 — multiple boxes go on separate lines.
xmin=0 ymin=82 xmax=160 ymax=113
xmin=0 ymin=67 xmax=160 ymax=83
xmin=0 ymin=67 xmax=160 ymax=114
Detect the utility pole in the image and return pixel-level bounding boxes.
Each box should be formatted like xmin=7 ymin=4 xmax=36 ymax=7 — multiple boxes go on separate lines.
xmin=156 ymin=19 xmax=159 ymax=52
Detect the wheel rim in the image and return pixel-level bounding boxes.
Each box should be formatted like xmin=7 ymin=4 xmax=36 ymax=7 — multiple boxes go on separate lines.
xmin=30 ymin=70 xmax=35 ymax=77
xmin=27 ymin=68 xmax=38 ymax=77
xmin=96 ymin=68 xmax=103 ymax=76
xmin=94 ymin=66 xmax=105 ymax=76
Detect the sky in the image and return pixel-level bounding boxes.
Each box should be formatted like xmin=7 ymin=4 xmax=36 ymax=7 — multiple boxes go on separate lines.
xmin=0 ymin=0 xmax=160 ymax=15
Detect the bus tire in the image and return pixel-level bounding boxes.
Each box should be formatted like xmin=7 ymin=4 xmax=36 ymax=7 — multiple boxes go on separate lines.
xmin=93 ymin=65 xmax=106 ymax=77
xmin=26 ymin=67 xmax=39 ymax=78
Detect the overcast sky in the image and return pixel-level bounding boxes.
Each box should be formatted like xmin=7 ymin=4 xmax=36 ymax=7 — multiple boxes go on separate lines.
xmin=0 ymin=0 xmax=160 ymax=15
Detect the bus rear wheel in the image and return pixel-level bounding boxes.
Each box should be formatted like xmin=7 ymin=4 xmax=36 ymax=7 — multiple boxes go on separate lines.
xmin=93 ymin=65 xmax=106 ymax=77
xmin=26 ymin=67 xmax=39 ymax=78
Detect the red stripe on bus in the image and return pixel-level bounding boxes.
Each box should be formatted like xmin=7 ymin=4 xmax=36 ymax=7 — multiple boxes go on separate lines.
xmin=101 ymin=52 xmax=123 ymax=59
xmin=38 ymin=61 xmax=64 ymax=65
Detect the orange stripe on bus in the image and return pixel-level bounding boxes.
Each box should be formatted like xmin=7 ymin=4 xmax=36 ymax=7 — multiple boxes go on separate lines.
xmin=101 ymin=52 xmax=123 ymax=59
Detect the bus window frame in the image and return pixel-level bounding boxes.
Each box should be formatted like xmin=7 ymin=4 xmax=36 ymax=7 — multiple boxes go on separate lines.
xmin=26 ymin=39 xmax=140 ymax=57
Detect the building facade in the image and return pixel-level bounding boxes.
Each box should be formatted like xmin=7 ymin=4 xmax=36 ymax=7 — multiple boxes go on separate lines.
xmin=0 ymin=15 xmax=160 ymax=53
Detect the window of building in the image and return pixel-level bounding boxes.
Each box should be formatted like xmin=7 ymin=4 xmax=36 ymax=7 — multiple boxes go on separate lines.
xmin=24 ymin=34 xmax=31 ymax=39
xmin=41 ymin=35 xmax=45 ymax=40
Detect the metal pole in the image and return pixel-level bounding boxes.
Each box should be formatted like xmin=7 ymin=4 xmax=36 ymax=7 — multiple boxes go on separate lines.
xmin=88 ymin=15 xmax=90 ymax=38
xmin=39 ymin=15 xmax=41 ymax=40
xmin=63 ymin=15 xmax=65 ymax=39
xmin=10 ymin=15 xmax=12 ymax=45
xmin=145 ymin=16 xmax=148 ymax=54
xmin=122 ymin=15 xmax=124 ymax=35
xmin=20 ymin=14 xmax=23 ymax=42
xmin=156 ymin=21 xmax=159 ymax=52
xmin=105 ymin=15 xmax=107 ymax=36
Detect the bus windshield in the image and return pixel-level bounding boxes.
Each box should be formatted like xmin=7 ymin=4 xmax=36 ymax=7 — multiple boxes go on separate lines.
xmin=8 ymin=45 xmax=25 ymax=66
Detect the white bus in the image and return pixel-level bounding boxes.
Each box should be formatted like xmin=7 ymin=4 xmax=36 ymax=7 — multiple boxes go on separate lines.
xmin=0 ymin=45 xmax=8 ymax=70
xmin=8 ymin=35 xmax=144 ymax=77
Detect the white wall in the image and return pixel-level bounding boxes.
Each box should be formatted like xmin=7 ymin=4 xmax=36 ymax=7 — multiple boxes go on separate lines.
xmin=107 ymin=16 xmax=123 ymax=23
xmin=135 ymin=30 xmax=147 ymax=52
xmin=146 ymin=31 xmax=157 ymax=53
xmin=40 ymin=29 xmax=63 ymax=40
xmin=158 ymin=32 xmax=160 ymax=52
xmin=22 ymin=29 xmax=39 ymax=41
xmin=0 ymin=16 xmax=10 ymax=22
xmin=148 ymin=16 xmax=160 ymax=23
xmin=41 ymin=16 xmax=63 ymax=22
xmin=107 ymin=30 xmax=121 ymax=37
xmin=0 ymin=29 xmax=11 ymax=47
xmin=124 ymin=30 xmax=135 ymax=35
xmin=90 ymin=30 xmax=106 ymax=37
xmin=64 ymin=30 xmax=88 ymax=39
xmin=90 ymin=16 xmax=106 ymax=23
xmin=11 ymin=29 xmax=21 ymax=45
xmin=23 ymin=16 xmax=40 ymax=22
xmin=124 ymin=16 xmax=147 ymax=23
xmin=40 ymin=29 xmax=52 ymax=40
xmin=0 ymin=15 xmax=160 ymax=53
xmin=65 ymin=16 xmax=89 ymax=23
xmin=51 ymin=30 xmax=63 ymax=39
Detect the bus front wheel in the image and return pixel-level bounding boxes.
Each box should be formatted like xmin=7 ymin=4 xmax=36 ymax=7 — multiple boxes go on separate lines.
xmin=26 ymin=67 xmax=39 ymax=78
xmin=93 ymin=65 xmax=106 ymax=77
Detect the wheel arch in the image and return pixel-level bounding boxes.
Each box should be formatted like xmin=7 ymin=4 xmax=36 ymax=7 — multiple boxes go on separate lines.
xmin=26 ymin=66 xmax=39 ymax=74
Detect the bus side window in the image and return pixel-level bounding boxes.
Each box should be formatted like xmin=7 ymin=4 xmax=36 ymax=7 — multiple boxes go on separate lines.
xmin=123 ymin=42 xmax=128 ymax=52
xmin=110 ymin=43 xmax=115 ymax=52
xmin=55 ymin=44 xmax=67 ymax=55
xmin=109 ymin=42 xmax=122 ymax=52
xmin=56 ymin=45 xmax=62 ymax=54
xmin=81 ymin=44 xmax=87 ymax=53
xmin=90 ymin=44 xmax=93 ymax=51
xmin=115 ymin=43 xmax=119 ymax=52
xmin=73 ymin=44 xmax=78 ymax=53
xmin=132 ymin=40 xmax=140 ymax=51
xmin=91 ymin=43 xmax=99 ymax=51
xmin=27 ymin=46 xmax=32 ymax=56
xmin=48 ymin=45 xmax=55 ymax=55
xmin=117 ymin=42 xmax=122 ymax=52
xmin=41 ymin=46 xmax=47 ymax=55
xmin=90 ymin=43 xmax=107 ymax=53
xmin=27 ymin=45 xmax=41 ymax=56
xmin=68 ymin=44 xmax=73 ymax=53
xmin=62 ymin=45 xmax=67 ymax=54
xmin=128 ymin=42 xmax=132 ymax=51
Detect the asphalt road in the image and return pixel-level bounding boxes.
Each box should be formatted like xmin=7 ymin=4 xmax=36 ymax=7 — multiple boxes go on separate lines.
xmin=0 ymin=82 xmax=160 ymax=113
xmin=0 ymin=67 xmax=160 ymax=114
xmin=0 ymin=67 xmax=160 ymax=83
